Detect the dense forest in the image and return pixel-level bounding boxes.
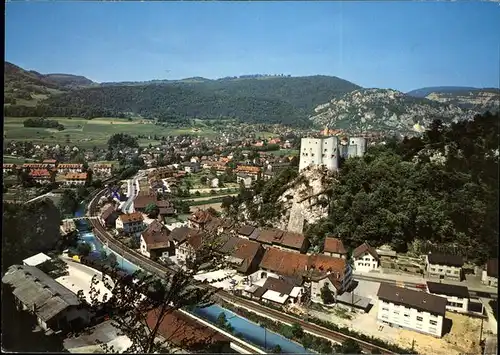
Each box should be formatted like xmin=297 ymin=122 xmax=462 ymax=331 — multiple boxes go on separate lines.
xmin=312 ymin=111 xmax=499 ymax=264
xmin=4 ymin=65 xmax=361 ymax=126
xmin=230 ymin=112 xmax=499 ymax=265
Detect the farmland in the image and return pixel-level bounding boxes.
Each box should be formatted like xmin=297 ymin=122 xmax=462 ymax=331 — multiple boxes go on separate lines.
xmin=3 ymin=117 xmax=220 ymax=149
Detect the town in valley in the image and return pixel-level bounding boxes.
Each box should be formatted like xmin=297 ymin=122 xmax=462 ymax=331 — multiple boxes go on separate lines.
xmin=3 ymin=1 xmax=499 ymax=355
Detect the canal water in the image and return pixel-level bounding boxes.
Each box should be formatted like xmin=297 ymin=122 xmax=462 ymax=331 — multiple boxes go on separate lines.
xmin=75 ymin=205 xmax=311 ymax=353
xmin=193 ymin=304 xmax=311 ymax=353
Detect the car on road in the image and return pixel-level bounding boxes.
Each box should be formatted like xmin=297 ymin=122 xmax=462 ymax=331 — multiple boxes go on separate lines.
xmin=415 ymin=283 xmax=427 ymax=290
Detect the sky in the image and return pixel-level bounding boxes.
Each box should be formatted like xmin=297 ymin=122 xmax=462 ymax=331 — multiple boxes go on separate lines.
xmin=5 ymin=1 xmax=500 ymax=92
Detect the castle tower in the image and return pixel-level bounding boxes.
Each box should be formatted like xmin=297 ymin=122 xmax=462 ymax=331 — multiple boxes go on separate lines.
xmin=299 ymin=136 xmax=339 ymax=172
xmin=347 ymin=137 xmax=367 ymax=158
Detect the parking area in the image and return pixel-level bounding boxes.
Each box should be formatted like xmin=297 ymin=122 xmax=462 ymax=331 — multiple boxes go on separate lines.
xmin=56 ymin=259 xmax=114 ymax=303
xmin=352 ymin=279 xmax=380 ymax=300
xmin=194 ymin=269 xmax=241 ymax=290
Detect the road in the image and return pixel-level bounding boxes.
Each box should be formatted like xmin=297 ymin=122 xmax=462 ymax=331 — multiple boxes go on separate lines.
xmin=86 ymin=188 xmax=397 ymax=355
xmin=25 ymin=192 xmax=57 ymax=204
xmin=353 ymin=273 xmax=498 ymax=299
xmin=183 ymin=193 xmax=237 ymax=202
xmin=122 ymin=177 xmax=139 ymax=214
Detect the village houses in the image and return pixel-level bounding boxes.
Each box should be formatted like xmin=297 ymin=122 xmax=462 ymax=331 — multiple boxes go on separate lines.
xmin=323 ymin=237 xmax=348 ymax=259
xmin=63 ymin=173 xmax=88 ymax=186
xmin=426 ymin=281 xmax=470 ymax=314
xmin=57 ymin=163 xmax=84 ymax=174
xmin=140 ymin=220 xmax=175 ymax=260
xmin=115 ymin=212 xmax=145 ymax=234
xmin=425 ymin=253 xmax=464 ymax=281
xmin=352 ymin=242 xmax=380 ymax=272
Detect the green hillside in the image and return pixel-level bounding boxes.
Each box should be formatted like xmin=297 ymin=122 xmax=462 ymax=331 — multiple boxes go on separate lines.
xmin=4 ymin=65 xmax=361 ymax=126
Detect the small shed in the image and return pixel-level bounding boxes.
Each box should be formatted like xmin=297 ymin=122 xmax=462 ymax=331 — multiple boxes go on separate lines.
xmin=22 ymin=252 xmax=52 ymax=267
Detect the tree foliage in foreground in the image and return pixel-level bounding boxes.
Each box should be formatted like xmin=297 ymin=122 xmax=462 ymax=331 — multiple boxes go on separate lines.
xmin=2 ymin=199 xmax=62 ymax=270
xmin=307 ymin=112 xmax=499 ymax=264
xmin=79 ymin=230 xmax=232 ymax=353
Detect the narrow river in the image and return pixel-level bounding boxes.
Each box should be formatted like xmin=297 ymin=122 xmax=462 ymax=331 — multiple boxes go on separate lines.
xmin=75 ymin=204 xmax=311 ymax=353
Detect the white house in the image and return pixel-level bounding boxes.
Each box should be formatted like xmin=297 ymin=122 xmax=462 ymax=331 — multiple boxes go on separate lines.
xmin=425 ymin=253 xmax=464 ymax=281
xmin=176 ymin=233 xmax=203 ymax=263
xmin=210 ymin=177 xmax=219 ymax=188
xmin=92 ymin=164 xmax=112 ymax=177
xmin=57 ymin=164 xmax=84 ymax=174
xmin=115 ymin=212 xmax=145 ymax=234
xmin=352 ymin=242 xmax=380 ymax=272
xmin=139 ymin=221 xmax=174 ymax=260
xmin=426 ymin=281 xmax=469 ymax=314
xmin=236 ymin=173 xmax=253 ymax=188
xmin=481 ymin=259 xmax=498 ymax=287
xmin=63 ymin=173 xmax=88 ymax=186
xmin=377 ymin=283 xmax=447 ymax=338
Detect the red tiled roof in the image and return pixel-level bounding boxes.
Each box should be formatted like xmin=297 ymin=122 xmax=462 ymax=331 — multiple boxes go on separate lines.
xmin=257 ymin=229 xmax=284 ymax=244
xmin=133 ymin=194 xmax=157 ymax=209
xmin=259 ymin=247 xmax=347 ymax=280
xmin=65 ymin=172 xmax=87 ymax=180
xmin=323 ymin=237 xmax=347 ymax=254
xmin=118 ymin=212 xmax=144 ymax=223
xmin=23 ymin=163 xmax=52 ymax=169
xmin=236 ymin=165 xmax=261 ymax=174
xmin=188 ymin=209 xmax=213 ymax=225
xmin=29 ymin=169 xmax=51 ymax=177
xmin=145 ymin=308 xmax=228 ymax=350
xmin=187 ymin=233 xmax=204 ymax=251
xmin=142 ymin=220 xmax=171 ymax=249
xmin=58 ymin=164 xmax=83 ymax=169
xmin=280 ymin=231 xmax=307 ymax=250
xmin=308 ymin=254 xmax=346 ymax=278
xmin=259 ymin=248 xmax=309 ymax=278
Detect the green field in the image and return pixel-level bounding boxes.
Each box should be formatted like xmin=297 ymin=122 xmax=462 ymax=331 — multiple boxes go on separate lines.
xmin=268 ymin=148 xmax=299 ymax=156
xmin=2 ymin=155 xmax=36 ymax=164
xmin=3 ymin=117 xmax=221 ymax=149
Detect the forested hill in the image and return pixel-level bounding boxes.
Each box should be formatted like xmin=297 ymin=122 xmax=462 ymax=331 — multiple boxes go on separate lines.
xmin=4 ymin=63 xmax=361 ymax=126
xmin=306 ymin=111 xmax=499 ymax=264
xmin=4 ymin=61 xmax=96 ymax=105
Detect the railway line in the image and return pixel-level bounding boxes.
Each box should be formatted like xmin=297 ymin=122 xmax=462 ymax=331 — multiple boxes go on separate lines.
xmin=86 ymin=187 xmax=399 ymax=355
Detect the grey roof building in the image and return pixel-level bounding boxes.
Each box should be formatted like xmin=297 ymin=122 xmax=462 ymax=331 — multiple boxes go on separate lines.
xmin=2 ymin=265 xmax=90 ymax=333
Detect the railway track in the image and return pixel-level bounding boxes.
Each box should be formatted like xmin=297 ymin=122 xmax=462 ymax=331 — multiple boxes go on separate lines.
xmin=87 ymin=188 xmax=398 ymax=355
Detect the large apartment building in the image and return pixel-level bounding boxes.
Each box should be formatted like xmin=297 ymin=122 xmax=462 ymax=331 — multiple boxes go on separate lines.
xmin=377 ymin=283 xmax=447 ymax=338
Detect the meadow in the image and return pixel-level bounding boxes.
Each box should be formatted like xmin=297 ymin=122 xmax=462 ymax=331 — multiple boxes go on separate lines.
xmin=3 ymin=117 xmax=221 ymax=149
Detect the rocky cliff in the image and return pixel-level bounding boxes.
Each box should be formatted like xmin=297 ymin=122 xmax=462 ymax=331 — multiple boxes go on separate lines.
xmin=237 ymin=166 xmax=336 ymax=232
xmin=424 ymin=89 xmax=499 ymax=113
xmin=310 ymin=88 xmax=477 ymax=135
